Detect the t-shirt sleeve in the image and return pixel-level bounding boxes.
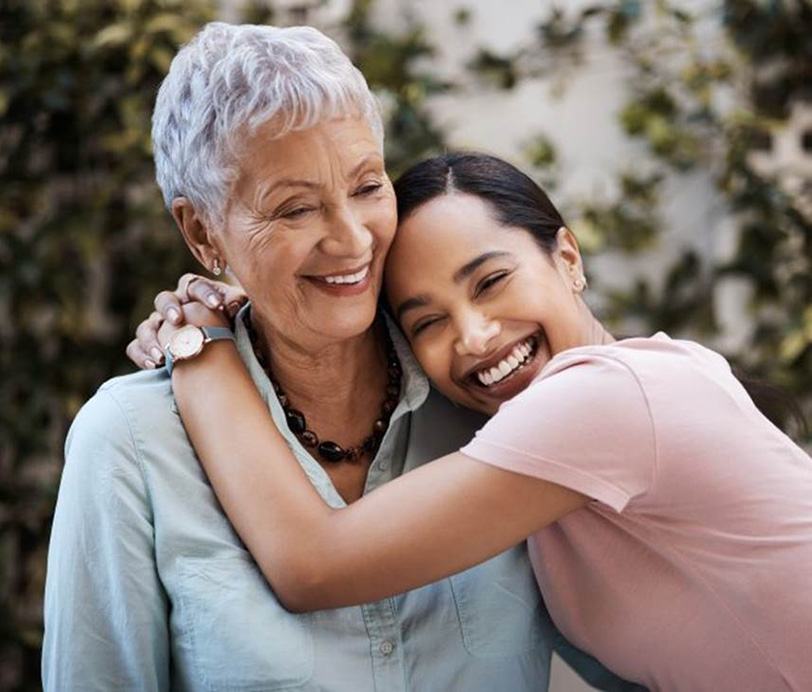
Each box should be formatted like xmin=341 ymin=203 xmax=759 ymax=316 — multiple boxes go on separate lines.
xmin=461 ymin=352 xmax=657 ymax=512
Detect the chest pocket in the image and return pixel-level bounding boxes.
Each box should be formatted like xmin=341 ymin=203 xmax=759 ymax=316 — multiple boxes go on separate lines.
xmin=174 ymin=555 xmax=314 ymax=691
xmin=449 ymin=545 xmax=547 ymax=658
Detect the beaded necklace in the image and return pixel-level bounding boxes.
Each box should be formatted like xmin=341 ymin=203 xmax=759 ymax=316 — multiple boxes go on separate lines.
xmin=245 ymin=311 xmax=402 ymax=463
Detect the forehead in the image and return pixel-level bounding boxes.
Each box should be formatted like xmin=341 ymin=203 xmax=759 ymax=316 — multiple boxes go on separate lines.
xmin=391 ymin=194 xmax=525 ymax=263
xmin=235 ymin=117 xmax=383 ymax=187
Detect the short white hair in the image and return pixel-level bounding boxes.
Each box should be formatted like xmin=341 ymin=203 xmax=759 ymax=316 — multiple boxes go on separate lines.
xmin=152 ymin=22 xmax=383 ymax=224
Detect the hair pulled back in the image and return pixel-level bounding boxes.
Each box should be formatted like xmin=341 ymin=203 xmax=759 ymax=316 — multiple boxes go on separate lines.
xmin=393 ymin=152 xmax=565 ymax=252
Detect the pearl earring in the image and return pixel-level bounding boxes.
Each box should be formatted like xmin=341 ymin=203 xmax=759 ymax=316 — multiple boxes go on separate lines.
xmin=212 ymin=258 xmax=222 ymax=276
xmin=573 ymin=276 xmax=587 ymax=292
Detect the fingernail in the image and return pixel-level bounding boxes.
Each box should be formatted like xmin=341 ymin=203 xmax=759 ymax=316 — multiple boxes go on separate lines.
xmin=168 ymin=308 xmax=180 ymax=323
xmin=150 ymin=347 xmax=164 ymax=363
xmin=207 ymin=293 xmax=221 ymax=308
xmin=145 ymin=359 xmax=156 ymax=369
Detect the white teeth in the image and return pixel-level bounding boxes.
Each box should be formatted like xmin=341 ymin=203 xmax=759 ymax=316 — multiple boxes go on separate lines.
xmin=323 ymin=266 xmax=369 ymax=284
xmin=475 ymin=337 xmax=537 ymax=387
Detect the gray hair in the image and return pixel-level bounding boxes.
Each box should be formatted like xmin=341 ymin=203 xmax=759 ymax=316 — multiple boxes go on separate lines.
xmin=152 ymin=22 xmax=383 ymax=224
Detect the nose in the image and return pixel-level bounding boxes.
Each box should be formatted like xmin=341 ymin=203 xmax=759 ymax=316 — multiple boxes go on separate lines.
xmin=321 ymin=204 xmax=373 ymax=258
xmin=454 ymin=310 xmax=501 ymax=357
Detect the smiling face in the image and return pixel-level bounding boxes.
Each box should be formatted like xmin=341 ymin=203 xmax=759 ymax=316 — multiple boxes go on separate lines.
xmin=216 ymin=116 xmax=396 ymax=348
xmin=385 ymin=193 xmax=595 ymax=415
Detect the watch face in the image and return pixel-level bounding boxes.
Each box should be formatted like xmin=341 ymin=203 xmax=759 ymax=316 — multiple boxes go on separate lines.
xmin=169 ymin=325 xmax=205 ymax=359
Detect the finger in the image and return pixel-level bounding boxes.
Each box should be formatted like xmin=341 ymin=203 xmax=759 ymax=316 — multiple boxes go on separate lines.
xmin=126 ymin=339 xmax=157 ymax=370
xmin=220 ymin=285 xmax=249 ymax=318
xmin=135 ymin=312 xmax=166 ymax=365
xmin=154 ymin=290 xmax=184 ymax=325
xmin=186 ymin=276 xmax=227 ymax=310
xmin=176 ymin=272 xmax=204 ymax=302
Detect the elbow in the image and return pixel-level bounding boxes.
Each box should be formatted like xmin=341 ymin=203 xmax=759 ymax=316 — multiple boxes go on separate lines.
xmin=257 ymin=555 xmax=338 ymax=614
xmin=271 ymin=579 xmax=323 ymax=613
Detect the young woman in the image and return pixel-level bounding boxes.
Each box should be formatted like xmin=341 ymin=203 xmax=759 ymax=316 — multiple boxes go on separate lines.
xmin=152 ymin=153 xmax=812 ymax=690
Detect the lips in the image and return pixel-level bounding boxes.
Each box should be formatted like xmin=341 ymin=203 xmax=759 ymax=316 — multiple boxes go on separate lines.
xmin=308 ymin=264 xmax=371 ymax=285
xmin=460 ymin=331 xmax=544 ymax=393
xmin=303 ymin=263 xmax=375 ymax=297
xmin=475 ymin=335 xmax=537 ymax=386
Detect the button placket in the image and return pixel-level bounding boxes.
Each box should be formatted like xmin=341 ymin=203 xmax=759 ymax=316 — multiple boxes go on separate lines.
xmin=361 ymin=599 xmax=406 ymax=691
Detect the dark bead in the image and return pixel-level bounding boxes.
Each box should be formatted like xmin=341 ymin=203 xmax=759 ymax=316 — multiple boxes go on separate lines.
xmin=272 ymin=381 xmax=284 ymax=394
xmin=363 ymin=436 xmax=378 ymax=453
xmin=300 ymin=430 xmax=318 ymax=448
xmin=345 ymin=448 xmax=362 ymax=462
xmin=386 ymin=384 xmax=400 ymax=398
xmin=373 ymin=419 xmax=387 ymax=434
xmin=382 ymin=399 xmax=397 ymax=415
xmin=277 ymin=394 xmax=288 ymax=407
xmin=285 ymin=408 xmax=307 ymax=434
xmin=318 ymin=441 xmax=346 ymax=463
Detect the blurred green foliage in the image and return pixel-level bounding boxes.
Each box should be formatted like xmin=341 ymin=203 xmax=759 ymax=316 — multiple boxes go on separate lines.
xmin=0 ymin=0 xmax=809 ymax=688
xmin=466 ymin=0 xmax=811 ymax=432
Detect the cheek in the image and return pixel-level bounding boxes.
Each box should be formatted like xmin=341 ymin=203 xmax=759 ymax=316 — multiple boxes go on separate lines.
xmin=232 ymin=243 xmax=305 ymax=304
xmin=412 ymin=337 xmax=452 ymax=386
xmin=371 ymin=200 xmax=397 ymax=253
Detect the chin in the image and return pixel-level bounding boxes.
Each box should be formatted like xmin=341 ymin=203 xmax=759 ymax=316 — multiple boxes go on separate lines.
xmin=315 ymin=303 xmax=379 ymax=341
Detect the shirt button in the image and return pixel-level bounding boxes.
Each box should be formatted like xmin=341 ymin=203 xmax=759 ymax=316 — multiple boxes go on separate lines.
xmin=378 ymin=460 xmax=389 ymax=471
xmin=379 ymin=640 xmax=395 ymax=656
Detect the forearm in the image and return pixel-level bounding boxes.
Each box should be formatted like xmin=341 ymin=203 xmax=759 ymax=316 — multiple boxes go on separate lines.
xmin=172 ymin=343 xmax=340 ymax=607
xmin=173 ymin=343 xmax=587 ymax=612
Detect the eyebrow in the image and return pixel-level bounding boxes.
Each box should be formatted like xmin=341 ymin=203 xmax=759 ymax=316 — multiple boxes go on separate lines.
xmin=349 ymin=153 xmax=384 ymax=178
xmin=396 ymin=295 xmax=430 ymax=322
xmin=259 ymin=154 xmax=384 ymax=201
xmin=452 ymin=251 xmax=511 ymax=283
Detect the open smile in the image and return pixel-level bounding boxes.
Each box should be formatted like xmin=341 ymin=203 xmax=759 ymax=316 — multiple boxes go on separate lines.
xmin=461 ymin=330 xmax=546 ymax=401
xmin=474 ymin=334 xmax=538 ymax=387
xmin=304 ymin=264 xmax=373 ymax=296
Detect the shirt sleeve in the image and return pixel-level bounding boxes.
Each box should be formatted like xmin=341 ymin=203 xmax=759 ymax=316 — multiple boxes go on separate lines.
xmin=42 ymin=388 xmax=170 ymax=692
xmin=461 ymin=353 xmax=656 ymax=512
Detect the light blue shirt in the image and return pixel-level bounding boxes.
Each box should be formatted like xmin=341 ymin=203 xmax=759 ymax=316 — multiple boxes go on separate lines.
xmin=43 ymin=310 xmax=640 ymax=691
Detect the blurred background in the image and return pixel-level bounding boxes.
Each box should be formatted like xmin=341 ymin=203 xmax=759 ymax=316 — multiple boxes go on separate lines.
xmin=1 ymin=0 xmax=810 ymax=689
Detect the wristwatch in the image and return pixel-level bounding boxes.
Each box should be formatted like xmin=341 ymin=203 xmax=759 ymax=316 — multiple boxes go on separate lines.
xmin=164 ymin=325 xmax=235 ymax=375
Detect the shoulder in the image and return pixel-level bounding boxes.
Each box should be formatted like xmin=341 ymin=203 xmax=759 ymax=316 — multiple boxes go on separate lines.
xmin=65 ymin=369 xmax=176 ymax=481
xmin=503 ymin=343 xmax=654 ymax=425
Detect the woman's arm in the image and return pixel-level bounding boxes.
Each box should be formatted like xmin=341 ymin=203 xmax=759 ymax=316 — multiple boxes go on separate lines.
xmin=170 ymin=311 xmax=587 ymax=612
xmin=126 ymin=273 xmax=247 ymax=370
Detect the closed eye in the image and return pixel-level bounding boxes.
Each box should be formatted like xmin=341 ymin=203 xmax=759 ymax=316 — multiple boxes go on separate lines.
xmin=412 ymin=315 xmax=445 ymax=337
xmin=475 ymin=270 xmax=510 ymax=297
xmin=280 ymin=206 xmax=316 ymax=220
xmin=354 ymin=182 xmax=383 ymax=197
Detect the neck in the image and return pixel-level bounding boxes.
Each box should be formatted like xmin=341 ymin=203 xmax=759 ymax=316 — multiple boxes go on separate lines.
xmin=249 ymin=308 xmax=388 ymax=431
xmin=578 ymin=300 xmax=615 ymax=347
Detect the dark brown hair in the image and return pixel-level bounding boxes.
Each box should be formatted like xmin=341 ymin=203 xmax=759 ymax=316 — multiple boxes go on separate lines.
xmin=391 ymin=151 xmax=805 ymax=435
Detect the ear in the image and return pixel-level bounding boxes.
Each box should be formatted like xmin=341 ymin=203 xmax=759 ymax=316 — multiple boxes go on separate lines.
xmin=554 ymin=226 xmax=584 ymax=277
xmin=171 ymin=197 xmax=222 ymax=272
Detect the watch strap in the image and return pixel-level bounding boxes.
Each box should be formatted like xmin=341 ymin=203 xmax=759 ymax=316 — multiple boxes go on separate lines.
xmin=201 ymin=326 xmax=235 ymax=343
xmin=165 ymin=325 xmax=235 ymax=375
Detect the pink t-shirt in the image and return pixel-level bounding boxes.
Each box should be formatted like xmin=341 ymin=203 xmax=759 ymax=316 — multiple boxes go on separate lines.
xmin=461 ymin=334 xmax=812 ymax=691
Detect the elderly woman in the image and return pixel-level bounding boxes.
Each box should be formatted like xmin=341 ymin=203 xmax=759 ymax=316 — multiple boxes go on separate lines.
xmin=42 ymin=23 xmax=637 ymax=692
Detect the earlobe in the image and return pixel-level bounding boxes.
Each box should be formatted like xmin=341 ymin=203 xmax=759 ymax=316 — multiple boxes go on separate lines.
xmin=171 ymin=197 xmax=223 ymax=273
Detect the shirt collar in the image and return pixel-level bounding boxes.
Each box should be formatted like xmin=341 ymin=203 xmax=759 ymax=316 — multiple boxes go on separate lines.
xmin=233 ymin=303 xmax=429 ymax=424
